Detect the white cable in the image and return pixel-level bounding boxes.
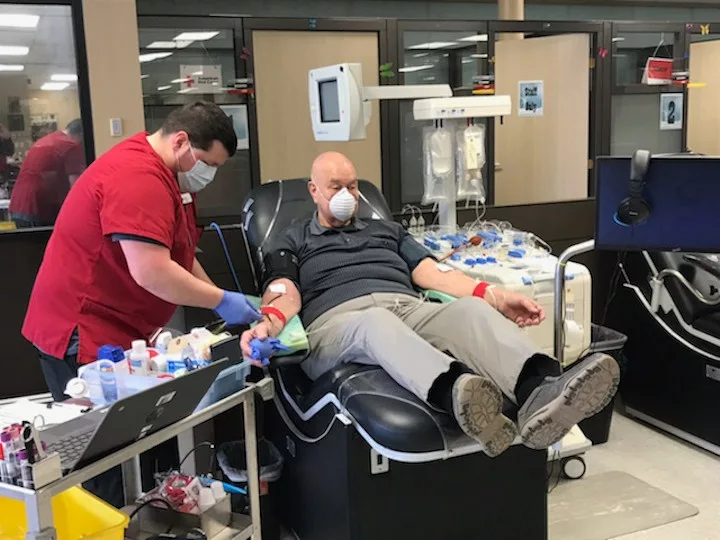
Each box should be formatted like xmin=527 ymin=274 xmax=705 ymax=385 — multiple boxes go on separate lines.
xmin=272 ymin=392 xmax=339 ymax=444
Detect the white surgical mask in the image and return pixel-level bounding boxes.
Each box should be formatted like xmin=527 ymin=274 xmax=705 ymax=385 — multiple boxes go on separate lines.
xmin=177 ymin=147 xmax=218 ymax=193
xmin=314 ymin=183 xmax=357 ymax=222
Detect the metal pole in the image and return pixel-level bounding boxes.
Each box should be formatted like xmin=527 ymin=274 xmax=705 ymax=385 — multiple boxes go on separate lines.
xmin=243 ymin=395 xmax=262 ymax=540
xmin=554 ymin=239 xmax=595 ymax=366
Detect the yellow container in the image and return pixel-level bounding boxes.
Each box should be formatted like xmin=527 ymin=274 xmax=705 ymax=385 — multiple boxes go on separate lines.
xmin=0 ymin=486 xmax=129 ymax=540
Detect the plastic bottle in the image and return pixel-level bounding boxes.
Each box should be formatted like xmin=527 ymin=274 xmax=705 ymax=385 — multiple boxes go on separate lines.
xmin=97 ymin=359 xmax=118 ymax=403
xmin=129 ymin=340 xmax=150 ymax=376
xmin=156 ymin=331 xmax=173 ymax=353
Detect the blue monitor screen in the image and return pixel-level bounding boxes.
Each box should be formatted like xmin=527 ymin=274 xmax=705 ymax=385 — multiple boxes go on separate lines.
xmin=595 ymin=156 xmax=720 ymax=253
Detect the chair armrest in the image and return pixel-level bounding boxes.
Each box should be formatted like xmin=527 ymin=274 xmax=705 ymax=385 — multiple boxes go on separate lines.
xmin=268 ymin=352 xmax=308 ymax=368
xmin=246 ymin=295 xmax=310 ymax=356
xmin=424 ymin=289 xmax=457 ymax=303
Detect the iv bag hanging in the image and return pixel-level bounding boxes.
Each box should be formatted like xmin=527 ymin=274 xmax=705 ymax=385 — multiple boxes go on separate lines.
xmin=422 ymin=125 xmax=453 ymax=205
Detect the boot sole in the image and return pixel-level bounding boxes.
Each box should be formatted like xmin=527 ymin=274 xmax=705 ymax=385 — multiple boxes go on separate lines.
xmin=452 ymin=375 xmax=518 ymax=457
xmin=520 ymin=354 xmax=620 ymax=450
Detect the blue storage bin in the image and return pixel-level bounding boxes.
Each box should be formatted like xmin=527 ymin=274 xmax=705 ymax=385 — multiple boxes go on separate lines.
xmin=196 ymin=360 xmax=252 ymax=412
xmin=79 ymin=361 xmax=164 ymax=406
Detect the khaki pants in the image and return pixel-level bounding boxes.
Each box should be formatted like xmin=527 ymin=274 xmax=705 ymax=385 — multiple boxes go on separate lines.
xmin=303 ymin=293 xmax=542 ymax=403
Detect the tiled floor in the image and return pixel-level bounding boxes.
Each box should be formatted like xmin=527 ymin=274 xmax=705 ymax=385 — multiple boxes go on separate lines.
xmin=568 ymin=412 xmax=720 ymax=540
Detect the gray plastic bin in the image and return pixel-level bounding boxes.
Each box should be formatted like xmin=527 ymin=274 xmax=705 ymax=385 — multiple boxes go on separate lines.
xmin=577 ymin=324 xmax=628 ymax=445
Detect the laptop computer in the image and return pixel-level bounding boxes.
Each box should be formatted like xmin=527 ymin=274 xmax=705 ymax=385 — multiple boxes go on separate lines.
xmin=42 ymin=359 xmax=230 ymax=472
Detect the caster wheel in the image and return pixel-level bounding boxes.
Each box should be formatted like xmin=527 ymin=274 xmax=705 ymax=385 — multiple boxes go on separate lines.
xmin=562 ymin=456 xmax=586 ymax=480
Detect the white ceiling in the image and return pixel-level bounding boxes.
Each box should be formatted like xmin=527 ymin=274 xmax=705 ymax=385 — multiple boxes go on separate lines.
xmin=0 ymin=4 xmax=78 ymax=91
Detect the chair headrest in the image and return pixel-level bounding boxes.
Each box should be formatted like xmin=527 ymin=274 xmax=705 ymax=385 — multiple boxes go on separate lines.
xmin=240 ymin=179 xmax=392 ymax=288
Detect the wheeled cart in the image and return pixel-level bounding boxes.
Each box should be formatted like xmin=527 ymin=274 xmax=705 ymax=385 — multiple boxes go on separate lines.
xmin=0 ymin=378 xmax=273 ymax=540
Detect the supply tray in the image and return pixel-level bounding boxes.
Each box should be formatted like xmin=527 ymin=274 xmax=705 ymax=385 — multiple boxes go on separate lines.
xmin=80 ymin=359 xmax=251 ymax=410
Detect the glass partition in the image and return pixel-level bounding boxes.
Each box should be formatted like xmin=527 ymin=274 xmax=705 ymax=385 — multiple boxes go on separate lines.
xmin=610 ymin=94 xmax=682 ymax=155
xmin=138 ymin=20 xmax=251 ymax=217
xmin=613 ymin=32 xmax=675 ymax=86
xmin=0 ymin=3 xmax=87 ymax=230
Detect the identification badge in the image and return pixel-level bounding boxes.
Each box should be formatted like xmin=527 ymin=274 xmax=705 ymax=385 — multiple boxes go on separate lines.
xmin=181 ymin=193 xmax=193 ymax=205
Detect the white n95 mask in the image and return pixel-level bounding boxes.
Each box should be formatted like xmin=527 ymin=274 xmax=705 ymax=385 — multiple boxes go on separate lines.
xmin=329 ymin=187 xmax=357 ymax=222
xmin=178 ymin=159 xmax=217 ymax=193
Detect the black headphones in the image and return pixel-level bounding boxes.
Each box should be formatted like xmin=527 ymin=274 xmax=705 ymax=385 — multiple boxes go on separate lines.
xmin=616 ymin=149 xmax=652 ymax=226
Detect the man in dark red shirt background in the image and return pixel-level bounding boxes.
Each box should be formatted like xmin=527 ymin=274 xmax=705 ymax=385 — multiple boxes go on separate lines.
xmin=9 ymin=118 xmax=85 ymax=227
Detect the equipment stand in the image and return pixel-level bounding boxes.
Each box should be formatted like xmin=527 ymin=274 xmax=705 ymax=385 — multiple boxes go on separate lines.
xmin=0 ymin=378 xmax=274 ymax=540
xmin=549 ymin=239 xmax=596 ymax=478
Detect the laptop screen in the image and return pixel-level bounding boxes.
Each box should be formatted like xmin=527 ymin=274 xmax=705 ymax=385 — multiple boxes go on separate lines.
xmin=595 ymin=156 xmax=720 ymax=253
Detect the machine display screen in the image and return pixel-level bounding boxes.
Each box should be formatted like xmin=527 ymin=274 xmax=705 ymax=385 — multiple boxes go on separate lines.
xmin=319 ymin=79 xmax=341 ymax=123
xmin=595 ymin=156 xmax=720 ymax=253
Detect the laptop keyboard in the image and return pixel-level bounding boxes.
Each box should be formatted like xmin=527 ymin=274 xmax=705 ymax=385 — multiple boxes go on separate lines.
xmin=47 ymin=429 xmax=94 ymax=469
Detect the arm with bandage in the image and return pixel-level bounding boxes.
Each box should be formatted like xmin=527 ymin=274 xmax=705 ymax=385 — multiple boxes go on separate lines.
xmin=240 ymin=233 xmax=303 ymax=358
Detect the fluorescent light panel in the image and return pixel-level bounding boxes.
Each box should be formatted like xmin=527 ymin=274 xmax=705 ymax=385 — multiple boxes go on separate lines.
xmin=140 ymin=74 xmax=149 ymax=79
xmin=0 ymin=14 xmax=39 ymax=28
xmin=51 ymin=74 xmax=77 ymax=82
xmin=0 ymin=64 xmax=23 ymax=72
xmin=146 ymin=40 xmax=193 ymax=49
xmin=0 ymin=46 xmax=29 ymax=56
xmin=407 ymin=42 xmax=457 ymax=50
xmin=173 ymin=31 xmax=218 ymax=41
xmin=41 ymin=82 xmax=69 ymax=91
xmin=470 ymin=53 xmax=488 ymax=59
xmin=458 ymin=34 xmax=488 ymax=42
xmin=398 ymin=65 xmax=434 ymax=73
xmin=139 ymin=52 xmax=173 ymax=63
xmin=157 ymin=85 xmax=172 ymax=91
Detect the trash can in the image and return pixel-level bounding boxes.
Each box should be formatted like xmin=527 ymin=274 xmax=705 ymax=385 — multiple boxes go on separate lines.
xmin=577 ymin=324 xmax=628 ymax=445
xmin=217 ymin=439 xmax=283 ymax=540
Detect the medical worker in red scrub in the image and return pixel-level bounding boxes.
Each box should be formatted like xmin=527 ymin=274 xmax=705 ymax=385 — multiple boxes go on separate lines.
xmin=22 ymin=101 xmax=261 ymax=401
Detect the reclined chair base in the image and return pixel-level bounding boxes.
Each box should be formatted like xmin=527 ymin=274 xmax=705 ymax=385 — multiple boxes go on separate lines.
xmin=608 ymin=252 xmax=720 ymax=454
xmin=265 ymin=402 xmax=548 ymax=540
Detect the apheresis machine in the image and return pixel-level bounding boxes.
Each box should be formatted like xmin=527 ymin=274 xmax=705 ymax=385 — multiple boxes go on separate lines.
xmin=308 ymin=63 xmax=591 ymax=365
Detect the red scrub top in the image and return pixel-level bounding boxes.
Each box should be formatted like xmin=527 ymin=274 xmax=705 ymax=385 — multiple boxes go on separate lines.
xmin=23 ymin=132 xmax=203 ymax=364
xmin=9 ymin=131 xmax=85 ymax=223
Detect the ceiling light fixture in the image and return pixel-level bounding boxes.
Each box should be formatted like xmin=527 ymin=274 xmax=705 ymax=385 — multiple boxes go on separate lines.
xmin=41 ymin=82 xmax=69 ymax=91
xmin=0 ymin=46 xmax=29 ymax=56
xmin=470 ymin=53 xmax=488 ymax=59
xmin=0 ymin=14 xmax=39 ymax=28
xmin=173 ymin=31 xmax=218 ymax=41
xmin=139 ymin=52 xmax=173 ymax=63
xmin=178 ymin=88 xmax=195 ymax=94
xmin=0 ymin=64 xmax=24 ymax=72
xmin=146 ymin=40 xmax=193 ymax=49
xmin=398 ymin=65 xmax=434 ymax=73
xmin=407 ymin=41 xmax=457 ymax=50
xmin=458 ymin=34 xmax=489 ymax=42
xmin=412 ymin=52 xmax=430 ymax=58
xmin=157 ymin=85 xmax=172 ymax=91
xmin=141 ymin=74 xmax=149 ymax=79
xmin=51 ymin=74 xmax=77 ymax=82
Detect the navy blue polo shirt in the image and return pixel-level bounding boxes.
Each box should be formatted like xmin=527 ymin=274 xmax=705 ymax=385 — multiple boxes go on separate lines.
xmin=263 ymin=214 xmax=434 ymax=326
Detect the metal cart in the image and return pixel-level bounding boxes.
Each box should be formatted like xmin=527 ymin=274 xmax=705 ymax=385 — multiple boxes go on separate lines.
xmin=0 ymin=377 xmax=274 ymax=540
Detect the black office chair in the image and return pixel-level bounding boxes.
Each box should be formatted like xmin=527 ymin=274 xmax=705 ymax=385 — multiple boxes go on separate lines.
xmin=241 ymin=179 xmax=548 ymax=540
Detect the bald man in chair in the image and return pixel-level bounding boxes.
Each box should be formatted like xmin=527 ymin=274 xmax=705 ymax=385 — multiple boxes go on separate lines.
xmin=241 ymin=152 xmax=619 ymax=457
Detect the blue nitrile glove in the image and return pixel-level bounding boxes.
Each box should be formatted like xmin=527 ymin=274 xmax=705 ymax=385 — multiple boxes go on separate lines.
xmin=249 ymin=337 xmax=290 ymax=365
xmin=215 ymin=291 xmax=262 ymax=326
